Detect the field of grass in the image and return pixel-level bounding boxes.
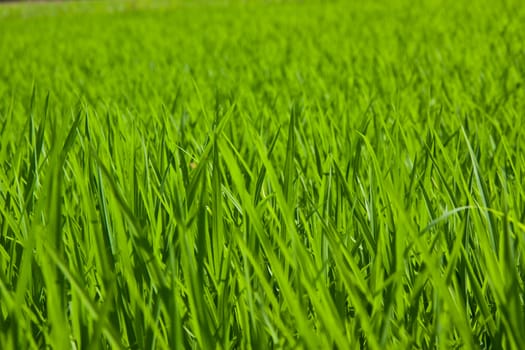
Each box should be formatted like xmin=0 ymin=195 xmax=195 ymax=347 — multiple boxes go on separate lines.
xmin=1 ymin=0 xmax=525 ymax=348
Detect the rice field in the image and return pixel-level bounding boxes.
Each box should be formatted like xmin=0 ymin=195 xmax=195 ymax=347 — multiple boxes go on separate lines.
xmin=1 ymin=0 xmax=525 ymax=348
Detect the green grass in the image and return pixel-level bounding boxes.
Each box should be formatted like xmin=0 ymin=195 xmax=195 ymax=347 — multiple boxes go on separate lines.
xmin=1 ymin=0 xmax=525 ymax=348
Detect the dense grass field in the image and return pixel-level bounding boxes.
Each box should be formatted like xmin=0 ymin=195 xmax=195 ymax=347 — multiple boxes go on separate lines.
xmin=1 ymin=0 xmax=525 ymax=348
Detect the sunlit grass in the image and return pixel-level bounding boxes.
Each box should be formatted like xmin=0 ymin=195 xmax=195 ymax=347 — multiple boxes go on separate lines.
xmin=1 ymin=0 xmax=525 ymax=348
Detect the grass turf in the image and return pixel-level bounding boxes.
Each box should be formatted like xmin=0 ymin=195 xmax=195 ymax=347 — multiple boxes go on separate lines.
xmin=1 ymin=0 xmax=525 ymax=348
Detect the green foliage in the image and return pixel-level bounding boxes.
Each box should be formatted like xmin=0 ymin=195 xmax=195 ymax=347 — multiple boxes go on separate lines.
xmin=1 ymin=0 xmax=525 ymax=348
